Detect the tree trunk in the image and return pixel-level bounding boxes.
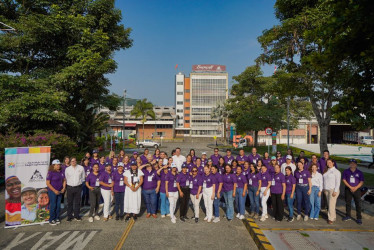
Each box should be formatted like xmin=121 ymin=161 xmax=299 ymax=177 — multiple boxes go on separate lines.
xmin=223 ymin=118 xmax=227 ymax=145
xmin=319 ymin=123 xmax=329 ymax=154
xmin=254 ymin=130 xmax=258 ymax=147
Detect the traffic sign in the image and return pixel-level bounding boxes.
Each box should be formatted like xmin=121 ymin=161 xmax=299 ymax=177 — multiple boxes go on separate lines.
xmin=265 ymin=127 xmax=273 ymax=135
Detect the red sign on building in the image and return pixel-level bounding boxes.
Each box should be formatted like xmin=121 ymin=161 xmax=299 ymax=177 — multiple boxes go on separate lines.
xmin=192 ymin=64 xmax=226 ymax=72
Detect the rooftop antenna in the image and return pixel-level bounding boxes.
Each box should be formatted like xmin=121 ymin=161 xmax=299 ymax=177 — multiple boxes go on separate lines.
xmin=0 ymin=21 xmax=16 ymax=32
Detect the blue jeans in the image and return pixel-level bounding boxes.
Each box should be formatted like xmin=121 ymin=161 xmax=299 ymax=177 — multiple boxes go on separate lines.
xmin=248 ymin=186 xmax=260 ymax=214
xmin=160 ymin=192 xmax=170 ymax=215
xmin=296 ymin=185 xmax=310 ymax=215
xmin=309 ymin=186 xmax=321 ymax=219
xmin=114 ymin=192 xmax=124 ymax=217
xmin=213 ymin=193 xmax=220 ymax=217
xmin=235 ymin=188 xmax=246 ymax=216
xmin=142 ymin=189 xmax=158 ymax=214
xmin=286 ymin=193 xmax=295 ymax=218
xmin=48 ymin=189 xmax=62 ymax=222
xmin=223 ymin=190 xmax=234 ymax=220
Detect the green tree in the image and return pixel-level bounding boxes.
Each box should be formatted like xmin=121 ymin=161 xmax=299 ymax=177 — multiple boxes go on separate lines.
xmin=0 ymin=0 xmax=132 ymax=147
xmin=130 ymin=99 xmax=155 ymax=141
xmin=211 ymin=102 xmax=229 ymax=144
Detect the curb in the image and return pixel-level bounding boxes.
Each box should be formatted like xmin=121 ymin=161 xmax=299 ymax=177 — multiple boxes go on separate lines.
xmin=242 ymin=218 xmax=274 ymax=250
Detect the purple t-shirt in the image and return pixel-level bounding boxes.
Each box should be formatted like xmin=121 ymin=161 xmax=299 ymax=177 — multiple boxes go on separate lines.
xmin=210 ymin=154 xmax=222 ymax=166
xmin=112 ymin=171 xmax=126 ymax=192
xmin=276 ymin=157 xmax=285 ymax=166
xmin=86 ymin=172 xmax=100 ymax=188
xmin=270 ymin=172 xmax=285 ymax=194
xmin=267 ymin=165 xmax=275 ymax=175
xmin=90 ymin=157 xmax=100 ymax=167
xmin=308 ymin=161 xmax=322 ymax=173
xmin=236 ymin=173 xmax=247 ymax=189
xmin=61 ymin=164 xmax=68 ymax=174
xmin=99 ymin=171 xmax=112 ymax=190
xmin=197 ymin=165 xmax=204 ymax=176
xmin=83 ymin=164 xmax=91 ymax=178
xmin=318 ymin=158 xmax=338 ymax=173
xmin=123 ymin=162 xmax=131 ymax=171
xmin=105 ymin=157 xmax=113 ymax=165
xmin=222 ymin=173 xmax=237 ymax=192
xmin=142 ymin=169 xmax=160 ymax=190
xmin=166 ymin=172 xmax=178 ymax=192
xmin=248 ymin=154 xmax=261 ymax=165
xmin=140 ymin=155 xmax=148 ymax=165
xmin=190 ymin=175 xmax=203 ymax=195
xmin=159 ymin=170 xmax=169 ymax=193
xmin=236 ymin=155 xmax=248 ymax=166
xmin=111 ymin=164 xmax=118 ymax=173
xmin=212 ymin=173 xmax=223 ymax=194
xmin=262 ymin=158 xmax=271 ymax=168
xmin=182 ymin=162 xmax=196 ymax=173
xmin=285 ymin=174 xmax=296 ymax=194
xmin=202 ymin=174 xmax=216 ymax=189
xmin=260 ymin=172 xmax=271 ymax=187
xmin=242 ymin=167 xmax=250 ymax=176
xmin=98 ymin=162 xmax=106 ymax=173
xmin=294 ymin=170 xmax=311 ymax=185
xmin=224 ymin=155 xmax=235 ymax=165
xmin=343 ymin=168 xmax=364 ymax=187
xmin=247 ymin=172 xmax=261 ymax=187
xmin=201 ymin=159 xmax=208 ymax=167
xmin=176 ymin=172 xmax=190 ymax=187
xmin=47 ymin=171 xmax=65 ymax=191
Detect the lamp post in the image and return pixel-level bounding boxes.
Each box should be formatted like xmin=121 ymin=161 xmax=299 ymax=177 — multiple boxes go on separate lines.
xmin=123 ymin=89 xmax=126 ymax=151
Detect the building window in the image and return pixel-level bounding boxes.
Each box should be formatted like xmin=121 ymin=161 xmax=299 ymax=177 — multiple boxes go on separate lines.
xmin=177 ymin=101 xmax=183 ymax=105
xmin=177 ymin=109 xmax=183 ymax=113
xmin=185 ymin=120 xmax=190 ymax=123
xmin=185 ymin=114 xmax=190 ymax=117
xmin=185 ymin=89 xmax=190 ymax=93
xmin=185 ymin=107 xmax=190 ymax=110
xmin=177 ymin=82 xmax=183 ymax=85
xmin=177 ymin=92 xmax=183 ymax=95
xmin=185 ymin=99 xmax=190 ymax=102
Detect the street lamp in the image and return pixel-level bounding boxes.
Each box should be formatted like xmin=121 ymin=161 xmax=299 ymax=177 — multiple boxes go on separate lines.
xmin=123 ymin=89 xmax=126 ymax=151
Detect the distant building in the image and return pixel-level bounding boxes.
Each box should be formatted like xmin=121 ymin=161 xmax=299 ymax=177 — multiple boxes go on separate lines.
xmin=175 ymin=64 xmax=228 ymax=137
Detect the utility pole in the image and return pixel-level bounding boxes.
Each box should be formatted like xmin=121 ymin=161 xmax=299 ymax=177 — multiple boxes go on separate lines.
xmin=123 ymin=89 xmax=126 ymax=151
xmin=287 ymin=97 xmax=290 ymax=149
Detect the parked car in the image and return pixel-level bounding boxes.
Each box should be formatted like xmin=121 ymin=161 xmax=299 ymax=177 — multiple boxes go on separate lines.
xmin=136 ymin=140 xmax=160 ymax=148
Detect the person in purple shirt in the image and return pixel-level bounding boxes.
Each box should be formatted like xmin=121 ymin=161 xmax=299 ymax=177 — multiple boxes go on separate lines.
xmin=308 ymin=155 xmax=321 ymax=173
xmin=177 ymin=165 xmax=191 ymax=222
xmin=285 ymin=166 xmax=296 ymax=222
xmin=248 ymin=147 xmax=261 ymax=165
xmin=222 ymin=164 xmax=237 ymax=221
xmin=122 ymin=155 xmax=131 ymax=171
xmin=270 ymin=164 xmax=286 ymax=222
xmin=90 ymin=150 xmax=100 ymax=166
xmin=211 ymin=165 xmax=223 ymax=223
xmin=157 ymin=164 xmax=170 ymax=217
xmin=153 ymin=148 xmax=161 ymax=161
xmin=342 ymin=159 xmax=364 ymax=224
xmin=235 ymin=167 xmax=247 ymax=220
xmin=268 ymin=157 xmax=276 ymax=175
xmin=165 ymin=164 xmax=179 ymax=223
xmin=276 ymin=151 xmax=285 ymax=166
xmin=210 ymin=148 xmax=222 ymax=166
xmin=85 ymin=164 xmax=101 ymax=222
xmin=201 ymin=152 xmax=208 ymax=167
xmin=141 ymin=163 xmax=160 ymax=219
xmin=242 ymin=161 xmax=250 ymax=176
xmin=112 ymin=164 xmax=126 ymax=220
xmin=98 ymin=156 xmax=106 ymax=174
xmin=294 ymin=161 xmax=312 ymax=221
xmin=60 ymin=156 xmax=70 ymax=208
xmin=111 ymin=157 xmax=119 ymax=173
xmin=256 ymin=159 xmax=264 ymax=173
xmin=189 ymin=166 xmax=203 ymax=223
xmin=81 ymin=157 xmax=91 ymax=207
xmin=202 ymin=166 xmax=216 ymax=223
xmin=140 ymin=149 xmax=150 ymax=165
xmin=99 ymin=164 xmax=113 ymax=221
xmin=189 ymin=149 xmax=197 ymax=163
xmin=247 ymin=163 xmax=261 ymax=219
xmin=118 ymin=150 xmax=125 ymax=163
xmin=196 ymin=158 xmax=204 ymax=176
xmin=105 ymin=151 xmax=115 ymax=165
xmin=130 ymin=151 xmax=138 ymax=162
xmin=283 ymin=148 xmax=295 ymax=163
xmin=296 ymin=151 xmax=309 ymax=164
xmin=318 ymin=150 xmax=338 ymax=173
xmin=224 ymin=149 xmax=235 ymax=165
xmin=259 ymin=165 xmax=272 ymax=222
xmin=236 ymin=149 xmax=248 ymax=167
xmin=46 ymin=159 xmax=66 ymax=225
xmin=183 ymin=155 xmax=195 ymax=173
xmin=231 ymin=160 xmax=240 ymax=175
xmin=218 ymin=157 xmax=226 ymax=174
xmin=262 ymin=152 xmax=271 ymax=168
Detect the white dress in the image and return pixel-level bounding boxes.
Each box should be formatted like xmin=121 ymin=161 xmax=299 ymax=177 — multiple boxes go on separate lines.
xmin=124 ymin=170 xmax=144 ymax=214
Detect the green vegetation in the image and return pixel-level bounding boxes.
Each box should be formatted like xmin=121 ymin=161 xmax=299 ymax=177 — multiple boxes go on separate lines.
xmin=130 ymin=99 xmax=155 ymax=141
xmin=300 ymin=232 xmax=310 ymax=237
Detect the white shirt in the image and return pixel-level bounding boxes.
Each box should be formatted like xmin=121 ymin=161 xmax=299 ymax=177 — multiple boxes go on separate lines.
xmin=311 ymin=172 xmax=323 ymax=191
xmin=323 ymin=167 xmax=341 ymax=192
xmin=172 ymin=155 xmax=186 ymax=172
xmin=281 ymin=163 xmax=296 ymax=175
xmin=65 ymin=165 xmax=85 ymax=187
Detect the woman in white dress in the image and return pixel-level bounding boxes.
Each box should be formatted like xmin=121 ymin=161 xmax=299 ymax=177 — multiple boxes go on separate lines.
xmin=124 ymin=162 xmax=144 ymax=221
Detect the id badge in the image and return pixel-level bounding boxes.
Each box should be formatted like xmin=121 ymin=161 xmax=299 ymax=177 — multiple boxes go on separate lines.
xmin=350 ymin=176 xmax=355 ymax=184
xmin=148 ymin=176 xmax=153 ymax=182
xmin=253 ymin=159 xmax=257 ymax=164
xmin=271 ymin=180 xmax=275 ymax=186
xmin=95 ymin=178 xmax=100 ymax=187
xmin=203 ymin=181 xmax=207 ymax=189
xmin=108 ymin=178 xmax=112 ymax=184
xmin=119 ymin=178 xmax=124 ymax=186
xmin=173 ymin=181 xmax=177 ymax=188
xmin=298 ymin=178 xmax=303 ymax=184
xmin=133 ymin=176 xmax=139 ymax=183
xmin=186 ymin=180 xmax=190 ymax=186
xmin=248 ymin=179 xmax=252 ymax=185
xmin=189 ymin=182 xmax=193 ymax=189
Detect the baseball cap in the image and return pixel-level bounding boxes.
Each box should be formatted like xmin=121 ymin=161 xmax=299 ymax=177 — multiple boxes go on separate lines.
xmin=130 ymin=160 xmax=137 ymax=166
xmin=21 ymin=187 xmax=36 ymax=195
xmin=52 ymin=159 xmax=61 ymax=165
xmin=171 ymin=163 xmax=177 ymax=168
xmin=286 ymin=155 xmax=292 ymax=160
xmin=118 ymin=162 xmax=124 ymax=167
xmin=92 ymin=149 xmax=99 ymax=154
xmin=202 ymin=152 xmax=207 ymax=155
xmin=349 ymin=159 xmax=357 ymax=164
xmin=271 ymin=156 xmax=276 ymax=160
xmin=182 ymin=164 xmax=188 ymax=168
xmin=133 ymin=152 xmax=138 ymax=155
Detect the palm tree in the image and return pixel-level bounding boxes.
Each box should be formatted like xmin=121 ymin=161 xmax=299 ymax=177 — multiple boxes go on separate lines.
xmin=131 ymin=99 xmax=156 ymax=141
xmin=211 ymin=102 xmax=230 ymax=145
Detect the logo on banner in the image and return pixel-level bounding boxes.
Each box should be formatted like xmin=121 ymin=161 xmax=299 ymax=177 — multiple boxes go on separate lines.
xmin=7 ymin=162 xmax=15 ymax=168
xmin=29 ymin=170 xmax=44 ymax=182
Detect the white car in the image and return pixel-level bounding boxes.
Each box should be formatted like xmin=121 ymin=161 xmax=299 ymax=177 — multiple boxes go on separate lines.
xmin=136 ymin=140 xmax=160 ymax=148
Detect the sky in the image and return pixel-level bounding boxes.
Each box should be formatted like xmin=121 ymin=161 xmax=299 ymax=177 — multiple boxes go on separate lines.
xmin=108 ymin=0 xmax=278 ymax=106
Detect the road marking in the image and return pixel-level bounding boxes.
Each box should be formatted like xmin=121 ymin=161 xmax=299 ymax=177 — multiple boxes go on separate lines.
xmin=242 ymin=218 xmax=274 ymax=250
xmin=261 ymin=228 xmax=374 ymax=232
xmin=114 ymin=219 xmax=135 ymax=250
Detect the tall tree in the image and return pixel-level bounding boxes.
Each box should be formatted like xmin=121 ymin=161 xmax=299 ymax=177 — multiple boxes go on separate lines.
xmin=131 ymin=99 xmax=155 ymax=141
xmin=0 ymin=0 xmax=132 ymax=147
xmin=211 ymin=102 xmax=229 ymax=144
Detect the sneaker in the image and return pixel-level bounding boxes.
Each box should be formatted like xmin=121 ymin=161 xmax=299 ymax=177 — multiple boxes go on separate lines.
xmin=207 ymin=218 xmax=212 ymax=223
xmin=195 ymin=218 xmax=199 ymax=223
xmin=342 ymin=216 xmax=351 ymax=222
xmin=287 ymin=217 xmax=294 ymax=222
xmin=133 ymin=215 xmax=137 ymax=221
xmin=213 ymin=217 xmax=220 ymax=223
xmin=304 ymin=216 xmax=309 ymax=222
xmin=161 ymin=215 xmax=166 ymax=218
xmin=180 ymin=217 xmax=186 ymax=222
xmin=104 ymin=217 xmax=109 ymax=222
xmin=67 ymin=217 xmax=73 ymax=222
xmin=315 ymin=218 xmax=319 ymax=221
xmin=94 ymin=215 xmax=100 ymax=221
xmin=88 ymin=217 xmax=94 ymax=223
xmin=297 ymin=215 xmax=301 ymax=221
xmin=60 ymin=204 xmax=65 ymax=209
xmin=265 ymin=214 xmax=268 ymax=219
xmin=236 ymin=213 xmax=240 ymax=218
xmin=115 ymin=216 xmax=119 ymax=221
xmin=75 ymin=217 xmax=82 ymax=221
xmin=171 ymin=217 xmax=176 ymax=223
xmin=108 ymin=215 xmax=113 ymax=220
xmin=166 ymin=214 xmax=171 ymax=217
xmin=253 ymin=213 xmax=259 ymax=219
xmin=356 ymin=219 xmax=362 ymax=225
xmin=249 ymin=212 xmax=254 ymax=217
xmin=239 ymin=215 xmax=245 ymax=220
xmin=55 ymin=219 xmax=61 ymax=224
xmin=183 ymin=216 xmax=189 ymax=220
xmin=49 ymin=220 xmax=57 ymax=226
xmin=125 ymin=216 xmax=130 ymax=222
xmin=260 ymin=216 xmax=266 ymax=222
xmin=228 ymin=219 xmax=232 ymax=222
xmin=204 ymin=216 xmax=208 ymax=221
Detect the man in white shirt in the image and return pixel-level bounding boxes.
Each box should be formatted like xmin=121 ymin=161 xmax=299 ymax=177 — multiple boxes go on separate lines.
xmin=65 ymin=157 xmax=85 ymax=221
xmin=172 ymin=148 xmax=186 ymax=172
xmin=281 ymin=155 xmax=296 ymax=175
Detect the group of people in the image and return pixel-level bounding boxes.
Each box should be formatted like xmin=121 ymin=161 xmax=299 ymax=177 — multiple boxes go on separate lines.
xmin=46 ymin=147 xmax=365 ymax=226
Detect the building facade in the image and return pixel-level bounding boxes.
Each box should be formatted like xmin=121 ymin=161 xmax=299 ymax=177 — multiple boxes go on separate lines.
xmin=175 ymin=65 xmax=228 ymax=137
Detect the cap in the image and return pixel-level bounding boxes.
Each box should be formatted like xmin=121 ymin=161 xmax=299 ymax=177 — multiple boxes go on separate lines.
xmin=133 ymin=152 xmax=138 ymax=155
xmin=202 ymin=152 xmax=207 ymax=155
xmin=130 ymin=160 xmax=137 ymax=166
xmin=105 ymin=164 xmax=112 ymax=168
xmin=271 ymin=156 xmax=276 ymax=160
xmin=21 ymin=187 xmax=36 ymax=194
xmin=286 ymin=155 xmax=292 ymax=160
xmin=182 ymin=164 xmax=188 ymax=168
xmin=37 ymin=188 xmax=48 ymax=198
xmin=52 ymin=159 xmax=61 ymax=165
xmin=171 ymin=162 xmax=177 ymax=168
xmin=349 ymin=159 xmax=357 ymax=164
xmin=118 ymin=162 xmax=124 ymax=167
xmin=92 ymin=149 xmax=99 ymax=154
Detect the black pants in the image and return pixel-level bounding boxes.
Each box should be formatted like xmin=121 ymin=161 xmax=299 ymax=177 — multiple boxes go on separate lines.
xmin=271 ymin=193 xmax=284 ymax=221
xmin=67 ymin=185 xmax=82 ymax=219
xmin=89 ymin=188 xmax=101 ymax=217
xmin=345 ymin=187 xmax=362 ymax=220
xmin=179 ymin=187 xmax=190 ymax=217
xmin=114 ymin=192 xmax=125 ymax=217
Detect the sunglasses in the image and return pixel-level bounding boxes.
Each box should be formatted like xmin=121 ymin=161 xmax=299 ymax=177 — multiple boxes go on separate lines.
xmin=192 ymin=170 xmax=197 ymax=172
